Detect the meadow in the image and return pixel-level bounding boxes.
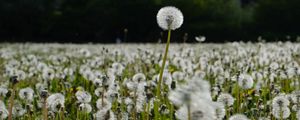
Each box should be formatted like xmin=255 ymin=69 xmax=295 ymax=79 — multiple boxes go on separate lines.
xmin=0 ymin=42 xmax=299 ymax=120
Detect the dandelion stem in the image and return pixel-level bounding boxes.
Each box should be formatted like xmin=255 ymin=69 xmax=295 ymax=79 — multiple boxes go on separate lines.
xmin=280 ymin=107 xmax=283 ymax=120
xmin=60 ymin=107 xmax=64 ymax=120
xmin=187 ymin=104 xmax=191 ymax=120
xmin=43 ymin=98 xmax=48 ymax=120
xmin=8 ymin=85 xmax=16 ymax=120
xmin=156 ymin=29 xmax=171 ymax=99
xmin=146 ymin=102 xmax=150 ymax=120
xmin=133 ymin=91 xmax=137 ymax=120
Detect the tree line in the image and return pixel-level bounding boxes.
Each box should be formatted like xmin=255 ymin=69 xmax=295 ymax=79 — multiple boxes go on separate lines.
xmin=0 ymin=0 xmax=299 ymax=43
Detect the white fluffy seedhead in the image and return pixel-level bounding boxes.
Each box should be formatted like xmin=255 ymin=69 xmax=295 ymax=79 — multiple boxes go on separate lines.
xmin=157 ymin=6 xmax=183 ymax=30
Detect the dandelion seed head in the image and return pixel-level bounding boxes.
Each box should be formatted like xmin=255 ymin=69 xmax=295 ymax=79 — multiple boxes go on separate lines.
xmin=297 ymin=110 xmax=300 ymax=120
xmin=79 ymin=103 xmax=92 ymax=113
xmin=75 ymin=90 xmax=92 ymax=103
xmin=19 ymin=87 xmax=34 ymax=102
xmin=175 ymin=99 xmax=217 ymax=120
xmin=272 ymin=107 xmax=291 ymax=119
xmin=172 ymin=71 xmax=185 ymax=81
xmin=292 ymin=105 xmax=300 ymax=112
xmin=47 ymin=93 xmax=65 ymax=112
xmin=217 ymin=93 xmax=235 ymax=107
xmin=96 ymin=98 xmax=111 ymax=110
xmin=132 ymin=73 xmax=146 ymax=83
xmin=12 ymin=102 xmax=26 ymax=117
xmin=0 ymin=106 xmax=8 ymax=119
xmin=94 ymin=88 xmax=104 ymax=97
xmin=42 ymin=68 xmax=55 ymax=80
xmin=0 ymin=87 xmax=8 ymax=97
xmin=213 ymin=102 xmax=226 ymax=120
xmin=0 ymin=101 xmax=4 ymax=108
xmin=157 ymin=6 xmax=183 ymax=30
xmin=272 ymin=95 xmax=290 ymax=109
xmin=292 ymin=90 xmax=300 ymax=103
xmin=238 ymin=74 xmax=253 ymax=89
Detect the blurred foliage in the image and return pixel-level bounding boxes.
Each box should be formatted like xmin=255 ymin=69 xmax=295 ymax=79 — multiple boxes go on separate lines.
xmin=0 ymin=0 xmax=299 ymax=43
xmin=255 ymin=0 xmax=300 ymax=40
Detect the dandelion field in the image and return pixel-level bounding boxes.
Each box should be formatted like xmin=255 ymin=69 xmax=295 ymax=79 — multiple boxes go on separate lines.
xmin=0 ymin=42 xmax=299 ymax=120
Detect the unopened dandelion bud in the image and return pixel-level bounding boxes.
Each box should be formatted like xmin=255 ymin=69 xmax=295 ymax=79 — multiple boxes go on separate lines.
xmin=9 ymin=76 xmax=18 ymax=85
xmin=40 ymin=90 xmax=48 ymax=99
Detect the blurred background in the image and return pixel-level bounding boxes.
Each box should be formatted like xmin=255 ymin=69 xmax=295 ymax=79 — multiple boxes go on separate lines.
xmin=0 ymin=0 xmax=299 ymax=43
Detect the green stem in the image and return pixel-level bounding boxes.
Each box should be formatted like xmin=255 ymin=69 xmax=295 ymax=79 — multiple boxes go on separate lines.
xmin=280 ymin=107 xmax=283 ymax=120
xmin=43 ymin=98 xmax=48 ymax=120
xmin=156 ymin=29 xmax=171 ymax=99
xmin=133 ymin=91 xmax=137 ymax=120
xmin=146 ymin=102 xmax=150 ymax=120
xmin=187 ymin=104 xmax=191 ymax=120
xmin=8 ymin=85 xmax=16 ymax=120
xmin=155 ymin=29 xmax=171 ymax=120
xmin=60 ymin=107 xmax=64 ymax=120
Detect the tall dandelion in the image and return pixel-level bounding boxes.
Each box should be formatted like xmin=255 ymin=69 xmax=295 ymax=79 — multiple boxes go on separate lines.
xmin=156 ymin=6 xmax=183 ymax=98
xmin=155 ymin=6 xmax=183 ymax=120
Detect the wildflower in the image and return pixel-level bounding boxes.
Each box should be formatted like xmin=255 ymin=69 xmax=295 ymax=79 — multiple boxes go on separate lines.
xmin=9 ymin=76 xmax=19 ymax=85
xmin=37 ymin=62 xmax=47 ymax=72
xmin=111 ymin=62 xmax=124 ymax=76
xmin=187 ymin=77 xmax=212 ymax=100
xmin=217 ymin=93 xmax=235 ymax=107
xmin=93 ymin=78 xmax=102 ymax=87
xmin=169 ymin=86 xmax=191 ymax=106
xmin=132 ymin=73 xmax=146 ymax=83
xmin=79 ymin=48 xmax=91 ymax=57
xmin=272 ymin=107 xmax=291 ymax=119
xmin=15 ymin=70 xmax=26 ymax=80
xmin=153 ymin=71 xmax=173 ymax=87
xmin=272 ymin=95 xmax=290 ymax=109
xmin=42 ymin=68 xmax=55 ymax=81
xmin=12 ymin=102 xmax=26 ymax=118
xmin=126 ymin=81 xmax=138 ymax=91
xmin=195 ymin=36 xmax=206 ymax=42
xmin=19 ymin=87 xmax=34 ymax=102
xmin=292 ymin=90 xmax=300 ymax=103
xmin=96 ymin=98 xmax=111 ymax=111
xmin=47 ymin=93 xmax=65 ymax=112
xmin=82 ymin=70 xmax=95 ymax=81
xmin=292 ymin=105 xmax=300 ymax=112
xmin=172 ymin=71 xmax=185 ymax=81
xmin=75 ymin=90 xmax=92 ymax=103
xmin=40 ymin=90 xmax=48 ymax=99
xmin=175 ymin=99 xmax=216 ymax=120
xmin=136 ymin=93 xmax=146 ymax=113
xmin=35 ymin=83 xmax=47 ymax=93
xmin=238 ymin=74 xmax=253 ymax=89
xmin=0 ymin=87 xmax=8 ymax=97
xmin=0 ymin=104 xmax=8 ymax=119
xmin=0 ymin=101 xmax=5 ymax=108
xmin=157 ymin=6 xmax=183 ymax=30
xmin=63 ymin=68 xmax=74 ymax=77
xmin=79 ymin=103 xmax=92 ymax=113
xmin=94 ymin=88 xmax=104 ymax=97
xmin=214 ymin=102 xmax=226 ymax=120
